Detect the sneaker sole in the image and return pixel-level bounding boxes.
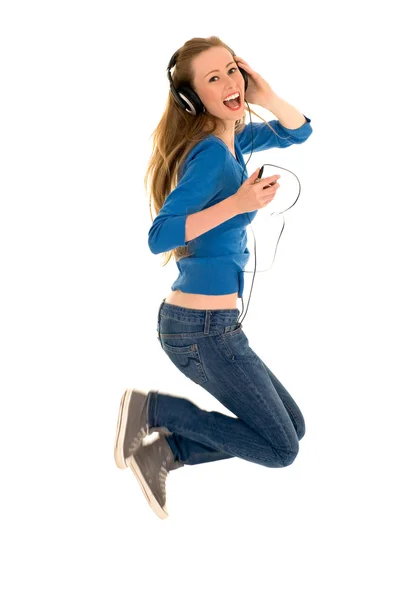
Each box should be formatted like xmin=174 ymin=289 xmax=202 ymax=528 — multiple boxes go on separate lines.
xmin=114 ymin=388 xmax=147 ymax=470
xmin=127 ymin=453 xmax=169 ymax=520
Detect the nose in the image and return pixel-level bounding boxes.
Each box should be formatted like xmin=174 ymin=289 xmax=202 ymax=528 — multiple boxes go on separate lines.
xmin=222 ymin=74 xmax=238 ymax=90
xmin=224 ymin=85 xmax=238 ymax=97
xmin=223 ymin=80 xmax=236 ymax=91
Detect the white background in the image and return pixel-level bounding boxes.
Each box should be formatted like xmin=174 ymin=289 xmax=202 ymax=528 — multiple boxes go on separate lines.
xmin=1 ymin=1 xmax=399 ymax=598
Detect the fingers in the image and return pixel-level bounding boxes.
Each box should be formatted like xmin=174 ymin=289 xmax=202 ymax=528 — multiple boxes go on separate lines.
xmin=263 ymin=184 xmax=279 ymax=206
xmin=264 ymin=184 xmax=280 ymax=194
xmin=255 ymin=174 xmax=281 ymax=185
xmin=263 ymin=181 xmax=279 ymax=189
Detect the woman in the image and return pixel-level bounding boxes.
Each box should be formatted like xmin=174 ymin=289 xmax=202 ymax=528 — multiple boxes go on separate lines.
xmin=114 ymin=36 xmax=313 ymax=519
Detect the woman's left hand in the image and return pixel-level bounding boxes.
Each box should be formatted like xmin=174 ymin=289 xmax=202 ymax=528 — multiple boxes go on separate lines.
xmin=233 ymin=56 xmax=276 ymax=108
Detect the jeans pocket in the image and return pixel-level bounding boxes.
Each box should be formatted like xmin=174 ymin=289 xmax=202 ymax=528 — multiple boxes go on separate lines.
xmin=218 ymin=325 xmax=254 ymax=361
xmin=224 ymin=322 xmax=242 ymax=334
xmin=161 ymin=340 xmax=208 ymax=385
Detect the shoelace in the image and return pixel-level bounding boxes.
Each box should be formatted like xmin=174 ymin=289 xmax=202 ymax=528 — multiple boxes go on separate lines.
xmin=141 ymin=464 xmax=168 ymax=498
xmin=159 ymin=467 xmax=168 ymax=496
xmin=128 ymin=426 xmax=148 ymax=454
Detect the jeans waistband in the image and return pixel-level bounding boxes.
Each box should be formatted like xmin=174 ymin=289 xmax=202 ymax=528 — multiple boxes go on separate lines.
xmin=157 ymin=298 xmax=240 ymax=338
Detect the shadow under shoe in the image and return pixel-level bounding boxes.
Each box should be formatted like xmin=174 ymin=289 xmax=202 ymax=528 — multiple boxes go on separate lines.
xmin=127 ymin=433 xmax=184 ymax=520
xmin=114 ymin=388 xmax=172 ymax=469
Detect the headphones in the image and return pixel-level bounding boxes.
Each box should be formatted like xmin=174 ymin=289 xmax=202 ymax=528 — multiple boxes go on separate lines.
xmin=167 ymin=50 xmax=249 ymax=116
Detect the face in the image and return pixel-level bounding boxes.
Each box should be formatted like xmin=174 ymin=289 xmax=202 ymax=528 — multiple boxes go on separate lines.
xmin=191 ymin=46 xmax=245 ymax=124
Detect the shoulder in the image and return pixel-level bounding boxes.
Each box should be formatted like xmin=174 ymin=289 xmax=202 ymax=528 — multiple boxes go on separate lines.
xmin=179 ymin=136 xmax=227 ymax=177
xmin=186 ymin=135 xmax=225 ymax=161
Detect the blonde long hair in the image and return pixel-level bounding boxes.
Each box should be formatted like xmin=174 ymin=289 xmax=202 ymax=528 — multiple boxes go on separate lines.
xmin=144 ymin=36 xmax=280 ymax=266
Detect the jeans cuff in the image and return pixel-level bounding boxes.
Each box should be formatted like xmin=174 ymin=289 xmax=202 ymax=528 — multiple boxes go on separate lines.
xmin=147 ymin=389 xmax=158 ymax=429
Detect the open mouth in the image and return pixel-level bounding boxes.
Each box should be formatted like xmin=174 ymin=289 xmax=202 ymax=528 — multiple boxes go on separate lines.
xmin=222 ymin=92 xmax=242 ymax=111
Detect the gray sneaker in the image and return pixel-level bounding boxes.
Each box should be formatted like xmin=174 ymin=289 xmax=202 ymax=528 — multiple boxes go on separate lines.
xmin=127 ymin=433 xmax=183 ymax=519
xmin=114 ymin=388 xmax=172 ymax=469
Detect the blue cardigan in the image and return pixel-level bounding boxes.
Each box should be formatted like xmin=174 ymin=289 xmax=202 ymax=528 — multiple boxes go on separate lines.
xmin=148 ymin=115 xmax=313 ymax=298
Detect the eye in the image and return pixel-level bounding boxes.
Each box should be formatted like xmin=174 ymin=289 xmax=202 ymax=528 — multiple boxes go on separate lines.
xmin=209 ymin=67 xmax=237 ymax=83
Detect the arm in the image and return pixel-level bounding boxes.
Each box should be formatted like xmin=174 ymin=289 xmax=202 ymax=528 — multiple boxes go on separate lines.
xmin=262 ymin=94 xmax=307 ymax=129
xmin=236 ymin=114 xmax=312 ymax=154
xmin=148 ymin=141 xmax=230 ymax=254
xmin=185 ymin=195 xmax=238 ymax=243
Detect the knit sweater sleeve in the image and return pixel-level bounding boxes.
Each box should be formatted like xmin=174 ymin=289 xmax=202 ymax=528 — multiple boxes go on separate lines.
xmin=236 ymin=114 xmax=313 ymax=153
xmin=148 ymin=141 xmax=227 ymax=255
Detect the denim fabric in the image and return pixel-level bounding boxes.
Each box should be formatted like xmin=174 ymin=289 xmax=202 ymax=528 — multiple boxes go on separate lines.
xmin=148 ymin=299 xmax=306 ymax=468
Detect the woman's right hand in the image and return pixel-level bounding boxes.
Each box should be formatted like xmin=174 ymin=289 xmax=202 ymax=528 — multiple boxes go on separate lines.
xmin=233 ymin=168 xmax=281 ymax=215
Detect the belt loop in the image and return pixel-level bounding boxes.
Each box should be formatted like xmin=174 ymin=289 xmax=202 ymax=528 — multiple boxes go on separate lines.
xmin=203 ymin=310 xmax=211 ymax=335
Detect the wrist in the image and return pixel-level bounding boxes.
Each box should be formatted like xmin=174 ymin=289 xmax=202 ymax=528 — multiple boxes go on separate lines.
xmin=228 ymin=194 xmax=240 ymax=216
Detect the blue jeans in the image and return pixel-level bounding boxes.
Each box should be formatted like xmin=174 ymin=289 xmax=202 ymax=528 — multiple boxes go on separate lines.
xmin=147 ymin=299 xmax=306 ymax=468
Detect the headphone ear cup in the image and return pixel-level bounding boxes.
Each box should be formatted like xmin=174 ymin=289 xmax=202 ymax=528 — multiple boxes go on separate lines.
xmin=175 ymin=84 xmax=204 ymax=116
xmin=238 ymin=66 xmax=249 ymax=92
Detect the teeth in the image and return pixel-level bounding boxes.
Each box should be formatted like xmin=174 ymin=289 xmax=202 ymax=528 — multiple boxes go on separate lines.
xmin=223 ymin=92 xmax=240 ymax=102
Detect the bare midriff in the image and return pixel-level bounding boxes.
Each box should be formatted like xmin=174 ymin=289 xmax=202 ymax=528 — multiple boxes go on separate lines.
xmin=165 ymin=289 xmax=239 ymax=310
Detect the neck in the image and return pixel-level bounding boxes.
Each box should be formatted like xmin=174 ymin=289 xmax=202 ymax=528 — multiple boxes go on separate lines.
xmin=214 ymin=122 xmax=236 ymax=151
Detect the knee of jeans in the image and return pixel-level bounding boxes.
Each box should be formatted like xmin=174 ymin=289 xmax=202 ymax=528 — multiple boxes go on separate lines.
xmin=280 ymin=443 xmax=299 ymax=467
xmin=297 ymin=422 xmax=306 ymax=441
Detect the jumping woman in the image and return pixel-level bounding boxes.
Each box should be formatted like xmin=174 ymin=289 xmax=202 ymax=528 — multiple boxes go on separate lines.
xmin=114 ymin=36 xmax=313 ymax=519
